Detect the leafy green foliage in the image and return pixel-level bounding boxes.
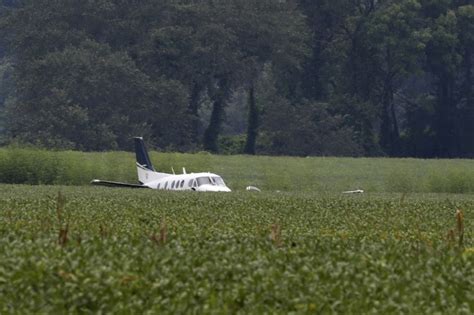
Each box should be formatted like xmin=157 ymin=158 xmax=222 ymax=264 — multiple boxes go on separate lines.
xmin=219 ymin=135 xmax=246 ymax=155
xmin=298 ymin=0 xmax=473 ymax=158
xmin=261 ymin=100 xmax=363 ymax=156
xmin=0 ymin=0 xmax=472 ymax=157
xmin=0 ymin=186 xmax=472 ymax=313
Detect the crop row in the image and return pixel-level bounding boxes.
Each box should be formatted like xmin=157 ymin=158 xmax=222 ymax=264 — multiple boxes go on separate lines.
xmin=0 ymin=185 xmax=472 ymax=313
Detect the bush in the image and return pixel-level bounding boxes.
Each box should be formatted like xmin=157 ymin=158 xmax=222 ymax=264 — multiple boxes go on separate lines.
xmin=428 ymin=171 xmax=474 ymax=194
xmin=0 ymin=148 xmax=60 ymax=184
xmin=218 ymin=135 xmax=245 ymax=155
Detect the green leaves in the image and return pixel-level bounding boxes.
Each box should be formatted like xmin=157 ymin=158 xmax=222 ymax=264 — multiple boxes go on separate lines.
xmin=0 ymin=0 xmax=472 ymax=156
xmin=0 ymin=186 xmax=473 ymax=312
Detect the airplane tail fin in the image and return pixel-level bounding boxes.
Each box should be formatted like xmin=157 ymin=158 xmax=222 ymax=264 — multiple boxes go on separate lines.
xmin=133 ymin=137 xmax=167 ymax=184
xmin=134 ymin=137 xmax=155 ymax=171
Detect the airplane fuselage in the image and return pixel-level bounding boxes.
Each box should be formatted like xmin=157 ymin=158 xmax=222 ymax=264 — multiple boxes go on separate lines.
xmin=142 ymin=171 xmax=231 ymax=192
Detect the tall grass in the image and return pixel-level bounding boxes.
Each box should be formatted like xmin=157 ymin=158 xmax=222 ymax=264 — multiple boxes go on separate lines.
xmin=0 ymin=147 xmax=472 ymax=193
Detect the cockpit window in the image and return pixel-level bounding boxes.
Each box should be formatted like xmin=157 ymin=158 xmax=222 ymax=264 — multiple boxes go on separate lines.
xmin=212 ymin=176 xmax=226 ymax=186
xmin=196 ymin=177 xmax=212 ymax=186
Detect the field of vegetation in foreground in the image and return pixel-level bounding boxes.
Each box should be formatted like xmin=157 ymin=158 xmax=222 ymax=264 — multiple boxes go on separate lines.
xmin=0 ymin=185 xmax=472 ymax=313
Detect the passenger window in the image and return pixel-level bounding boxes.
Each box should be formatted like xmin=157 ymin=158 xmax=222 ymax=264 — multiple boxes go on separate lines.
xmin=188 ymin=179 xmax=193 ymax=187
xmin=164 ymin=182 xmax=168 ymax=189
xmin=180 ymin=180 xmax=184 ymax=188
xmin=157 ymin=183 xmax=160 ymax=189
xmin=171 ymin=181 xmax=175 ymax=188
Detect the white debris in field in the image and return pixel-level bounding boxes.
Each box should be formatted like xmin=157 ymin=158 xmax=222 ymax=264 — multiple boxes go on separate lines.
xmin=342 ymin=189 xmax=364 ymax=194
xmin=246 ymin=186 xmax=261 ymax=192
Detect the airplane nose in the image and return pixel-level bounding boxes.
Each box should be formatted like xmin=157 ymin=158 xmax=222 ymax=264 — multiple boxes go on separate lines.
xmin=197 ymin=185 xmax=231 ymax=192
xmin=213 ymin=186 xmax=231 ymax=192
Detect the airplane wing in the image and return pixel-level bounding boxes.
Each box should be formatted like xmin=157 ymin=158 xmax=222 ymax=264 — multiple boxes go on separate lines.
xmin=90 ymin=179 xmax=150 ymax=189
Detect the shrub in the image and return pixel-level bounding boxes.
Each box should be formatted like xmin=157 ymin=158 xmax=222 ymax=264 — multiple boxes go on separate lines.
xmin=218 ymin=135 xmax=245 ymax=155
xmin=428 ymin=171 xmax=474 ymax=194
xmin=0 ymin=148 xmax=60 ymax=184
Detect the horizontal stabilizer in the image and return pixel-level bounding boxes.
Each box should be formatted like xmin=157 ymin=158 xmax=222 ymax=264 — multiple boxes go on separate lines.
xmin=90 ymin=179 xmax=150 ymax=189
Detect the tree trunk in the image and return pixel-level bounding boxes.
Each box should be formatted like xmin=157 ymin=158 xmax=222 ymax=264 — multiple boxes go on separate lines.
xmin=203 ymin=78 xmax=229 ymax=153
xmin=434 ymin=74 xmax=456 ymax=157
xmin=244 ymin=85 xmax=259 ymax=155
xmin=459 ymin=48 xmax=473 ymax=157
xmin=380 ymin=78 xmax=400 ymax=156
xmin=388 ymin=85 xmax=400 ymax=155
xmin=188 ymin=82 xmax=203 ymax=143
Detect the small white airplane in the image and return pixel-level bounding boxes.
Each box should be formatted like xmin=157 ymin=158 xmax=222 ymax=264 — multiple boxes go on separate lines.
xmin=91 ymin=137 xmax=231 ymax=192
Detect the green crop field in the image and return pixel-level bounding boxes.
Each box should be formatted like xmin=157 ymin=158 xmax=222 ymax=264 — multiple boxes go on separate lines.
xmin=0 ymin=147 xmax=473 ymax=193
xmin=0 ymin=149 xmax=473 ymax=312
xmin=0 ymin=184 xmax=473 ymax=313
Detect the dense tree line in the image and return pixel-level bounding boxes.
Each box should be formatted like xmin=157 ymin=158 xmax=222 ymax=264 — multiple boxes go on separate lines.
xmin=0 ymin=0 xmax=472 ymax=157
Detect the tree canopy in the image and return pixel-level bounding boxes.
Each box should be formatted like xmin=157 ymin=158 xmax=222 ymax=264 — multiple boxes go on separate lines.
xmin=0 ymin=0 xmax=472 ymax=157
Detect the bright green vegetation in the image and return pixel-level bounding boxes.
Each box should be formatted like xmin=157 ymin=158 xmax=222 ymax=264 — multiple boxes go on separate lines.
xmin=0 ymin=185 xmax=473 ymax=313
xmin=0 ymin=148 xmax=473 ymax=193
